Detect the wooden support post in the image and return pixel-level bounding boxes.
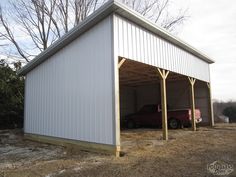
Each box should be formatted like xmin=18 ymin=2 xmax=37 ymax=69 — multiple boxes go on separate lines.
xmin=157 ymin=68 xmax=169 ymax=140
xmin=116 ymin=58 xmax=126 ymax=157
xmin=207 ymin=83 xmax=214 ymax=127
xmin=118 ymin=58 xmax=126 ymax=69
xmin=188 ymin=77 xmax=196 ymax=131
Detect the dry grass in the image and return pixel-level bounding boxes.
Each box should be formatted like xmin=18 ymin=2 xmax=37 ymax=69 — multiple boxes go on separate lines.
xmin=1 ymin=123 xmax=235 ymax=177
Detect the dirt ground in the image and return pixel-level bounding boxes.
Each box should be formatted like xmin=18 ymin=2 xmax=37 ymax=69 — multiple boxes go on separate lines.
xmin=0 ymin=123 xmax=235 ymax=177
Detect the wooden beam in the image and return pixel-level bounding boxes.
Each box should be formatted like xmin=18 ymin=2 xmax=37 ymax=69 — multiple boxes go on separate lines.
xmin=188 ymin=77 xmax=196 ymax=131
xmin=157 ymin=68 xmax=164 ymax=78
xmin=118 ymin=58 xmax=126 ymax=69
xmin=120 ymin=79 xmax=158 ymax=86
xmin=25 ymin=133 xmax=120 ymax=157
xmin=188 ymin=77 xmax=196 ymax=85
xmin=121 ymin=69 xmax=156 ymax=80
xmin=157 ymin=68 xmax=169 ymax=140
xmin=207 ymin=83 xmax=214 ymax=127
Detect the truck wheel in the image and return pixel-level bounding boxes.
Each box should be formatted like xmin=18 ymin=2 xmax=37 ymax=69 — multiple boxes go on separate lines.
xmin=168 ymin=118 xmax=179 ymax=129
xmin=127 ymin=120 xmax=135 ymax=129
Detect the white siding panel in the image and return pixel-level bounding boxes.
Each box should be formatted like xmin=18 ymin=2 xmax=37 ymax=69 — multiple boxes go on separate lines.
xmin=120 ymin=86 xmax=136 ymax=119
xmin=167 ymin=80 xmax=209 ymax=122
xmin=25 ymin=17 xmax=114 ymax=145
xmin=136 ymin=84 xmax=160 ymax=110
xmin=114 ymin=15 xmax=210 ymax=82
xmin=195 ymin=81 xmax=209 ymax=122
xmin=119 ymin=82 xmax=209 ymax=123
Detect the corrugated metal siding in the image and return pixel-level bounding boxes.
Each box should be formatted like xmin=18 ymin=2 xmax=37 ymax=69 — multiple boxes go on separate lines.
xmin=113 ymin=14 xmax=210 ymax=82
xmin=24 ymin=17 xmax=114 ymax=145
xmin=120 ymin=82 xmax=209 ymax=122
xmin=119 ymin=84 xmax=160 ymax=120
xmin=167 ymin=81 xmax=190 ymax=109
xmin=136 ymin=84 xmax=160 ymax=110
xmin=167 ymin=80 xmax=209 ymax=122
xmin=120 ymin=86 xmax=136 ymax=119
xmin=195 ymin=81 xmax=209 ymax=122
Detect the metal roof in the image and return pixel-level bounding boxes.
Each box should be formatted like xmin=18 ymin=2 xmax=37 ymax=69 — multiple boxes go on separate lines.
xmin=18 ymin=0 xmax=214 ymax=75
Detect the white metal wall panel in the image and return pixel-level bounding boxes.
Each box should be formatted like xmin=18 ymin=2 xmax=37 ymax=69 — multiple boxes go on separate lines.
xmin=119 ymin=84 xmax=159 ymax=120
xmin=24 ymin=17 xmax=114 ymax=145
xmin=195 ymin=81 xmax=209 ymax=122
xmin=167 ymin=80 xmax=209 ymax=122
xmin=136 ymin=84 xmax=160 ymax=110
xmin=113 ymin=14 xmax=210 ymax=82
xmin=167 ymin=81 xmax=190 ymax=109
xmin=120 ymin=86 xmax=136 ymax=119
xmin=119 ymin=82 xmax=209 ymax=123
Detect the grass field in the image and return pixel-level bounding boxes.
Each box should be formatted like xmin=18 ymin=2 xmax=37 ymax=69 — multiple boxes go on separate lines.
xmin=1 ymin=123 xmax=235 ymax=177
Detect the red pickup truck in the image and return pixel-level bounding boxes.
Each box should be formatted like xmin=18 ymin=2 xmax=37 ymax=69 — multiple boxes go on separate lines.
xmin=124 ymin=104 xmax=202 ymax=129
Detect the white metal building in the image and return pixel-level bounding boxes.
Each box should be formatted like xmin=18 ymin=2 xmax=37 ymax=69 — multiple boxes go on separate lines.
xmin=18 ymin=0 xmax=214 ymax=156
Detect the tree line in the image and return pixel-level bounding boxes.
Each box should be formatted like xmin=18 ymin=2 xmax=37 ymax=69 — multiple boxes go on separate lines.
xmin=213 ymin=101 xmax=236 ymax=122
xmin=0 ymin=59 xmax=24 ymax=129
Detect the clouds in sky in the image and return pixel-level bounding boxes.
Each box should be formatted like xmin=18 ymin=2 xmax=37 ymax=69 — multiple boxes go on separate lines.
xmin=174 ymin=0 xmax=236 ymax=101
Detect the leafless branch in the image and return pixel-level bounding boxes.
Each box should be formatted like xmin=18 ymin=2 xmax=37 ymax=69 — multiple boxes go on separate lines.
xmin=0 ymin=0 xmax=188 ymax=62
xmin=0 ymin=5 xmax=29 ymax=62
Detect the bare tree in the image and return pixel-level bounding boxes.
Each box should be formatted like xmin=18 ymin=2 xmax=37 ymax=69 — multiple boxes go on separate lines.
xmin=0 ymin=0 xmax=59 ymax=61
xmin=77 ymin=0 xmax=100 ymax=25
xmin=0 ymin=6 xmax=30 ymax=61
xmin=121 ymin=0 xmax=188 ymax=32
xmin=0 ymin=0 xmax=188 ymax=62
xmin=0 ymin=33 xmax=7 ymax=47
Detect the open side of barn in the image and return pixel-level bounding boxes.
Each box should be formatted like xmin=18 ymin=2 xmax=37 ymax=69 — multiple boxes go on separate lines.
xmin=18 ymin=0 xmax=214 ymax=157
xmin=112 ymin=12 xmax=214 ymax=149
